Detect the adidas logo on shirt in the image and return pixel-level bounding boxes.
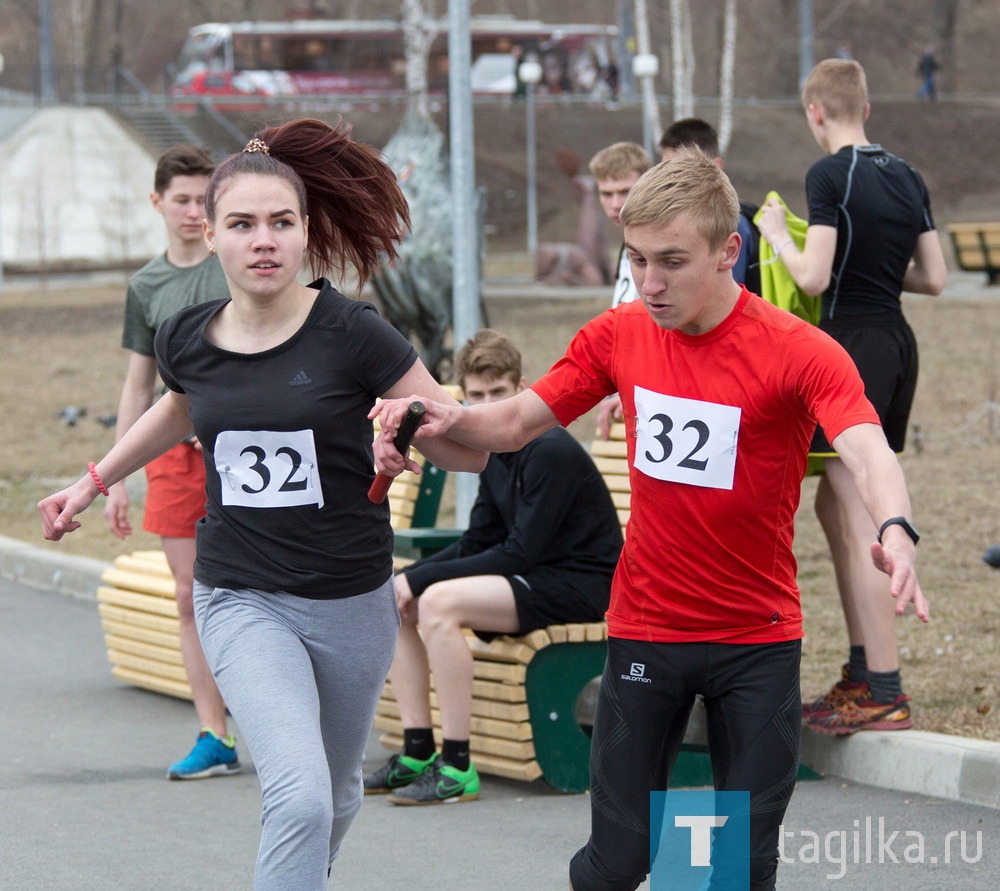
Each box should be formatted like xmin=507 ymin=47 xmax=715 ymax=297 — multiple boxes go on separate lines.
xmin=289 ymin=370 xmax=312 ymax=386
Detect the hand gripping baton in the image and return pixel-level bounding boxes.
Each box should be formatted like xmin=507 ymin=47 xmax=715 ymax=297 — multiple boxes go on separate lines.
xmin=368 ymin=401 xmax=426 ymax=504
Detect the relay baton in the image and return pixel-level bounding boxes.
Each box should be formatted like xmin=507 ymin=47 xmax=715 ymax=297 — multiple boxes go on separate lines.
xmin=368 ymin=401 xmax=426 ymax=504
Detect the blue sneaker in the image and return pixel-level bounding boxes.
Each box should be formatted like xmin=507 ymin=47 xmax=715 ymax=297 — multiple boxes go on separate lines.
xmin=167 ymin=729 xmax=241 ymax=780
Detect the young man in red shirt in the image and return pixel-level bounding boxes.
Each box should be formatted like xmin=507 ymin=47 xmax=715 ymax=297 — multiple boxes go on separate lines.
xmin=373 ymin=154 xmax=927 ymax=891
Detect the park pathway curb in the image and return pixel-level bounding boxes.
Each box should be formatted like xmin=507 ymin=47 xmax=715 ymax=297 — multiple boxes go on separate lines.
xmin=3 ymin=532 xmax=998 ymax=810
xmin=0 ymin=533 xmax=109 ymax=601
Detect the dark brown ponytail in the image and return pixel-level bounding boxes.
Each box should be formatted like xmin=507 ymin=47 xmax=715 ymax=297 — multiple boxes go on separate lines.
xmin=205 ymin=118 xmax=410 ymax=287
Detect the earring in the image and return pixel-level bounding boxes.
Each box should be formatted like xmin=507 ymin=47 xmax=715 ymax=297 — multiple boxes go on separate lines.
xmin=208 ymin=244 xmax=216 ymax=254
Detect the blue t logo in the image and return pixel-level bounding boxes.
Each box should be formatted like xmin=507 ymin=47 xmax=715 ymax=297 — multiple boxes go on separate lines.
xmin=650 ymin=791 xmax=750 ymax=889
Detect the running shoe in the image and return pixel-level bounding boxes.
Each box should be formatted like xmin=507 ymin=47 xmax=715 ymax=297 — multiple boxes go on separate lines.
xmin=806 ymin=694 xmax=913 ymax=735
xmin=167 ymin=729 xmax=241 ymax=780
xmin=801 ymin=664 xmax=869 ymax=718
xmin=363 ymin=752 xmax=436 ymax=795
xmin=388 ymin=755 xmax=480 ymax=806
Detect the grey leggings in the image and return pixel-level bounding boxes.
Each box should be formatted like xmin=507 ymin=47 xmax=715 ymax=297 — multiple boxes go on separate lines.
xmin=193 ymin=579 xmax=399 ymax=890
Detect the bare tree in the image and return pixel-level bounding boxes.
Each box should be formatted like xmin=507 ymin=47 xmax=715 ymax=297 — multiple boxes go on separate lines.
xmin=634 ymin=0 xmax=663 ymax=154
xmin=401 ymin=0 xmax=439 ymax=120
xmin=717 ymin=0 xmax=736 ymax=155
xmin=668 ymin=0 xmax=694 ymax=120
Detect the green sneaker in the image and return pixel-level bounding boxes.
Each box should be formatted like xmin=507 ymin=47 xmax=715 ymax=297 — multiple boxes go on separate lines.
xmin=388 ymin=755 xmax=480 ymax=806
xmin=363 ymin=752 xmax=436 ymax=795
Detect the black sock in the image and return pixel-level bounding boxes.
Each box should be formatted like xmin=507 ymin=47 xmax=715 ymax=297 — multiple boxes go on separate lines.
xmin=847 ymin=645 xmax=867 ymax=683
xmin=441 ymin=738 xmax=470 ymax=771
xmin=403 ymin=728 xmax=435 ymax=761
xmin=866 ymin=669 xmax=903 ymax=704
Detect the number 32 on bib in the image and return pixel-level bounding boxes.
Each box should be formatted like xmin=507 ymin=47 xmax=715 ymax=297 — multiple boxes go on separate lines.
xmin=633 ymin=386 xmax=740 ymax=490
xmin=215 ymin=429 xmax=325 ymax=509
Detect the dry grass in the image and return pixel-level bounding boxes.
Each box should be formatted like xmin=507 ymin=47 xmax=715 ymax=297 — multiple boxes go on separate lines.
xmin=795 ymin=292 xmax=1000 ymax=741
xmin=0 ymin=282 xmax=164 ymax=561
xmin=2 ymin=274 xmax=999 ymax=740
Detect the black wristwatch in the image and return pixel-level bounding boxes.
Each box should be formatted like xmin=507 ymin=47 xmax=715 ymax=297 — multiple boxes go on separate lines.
xmin=877 ymin=516 xmax=920 ymax=546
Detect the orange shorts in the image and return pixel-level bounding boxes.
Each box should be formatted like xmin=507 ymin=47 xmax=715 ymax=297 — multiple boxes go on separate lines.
xmin=142 ymin=441 xmax=207 ymax=539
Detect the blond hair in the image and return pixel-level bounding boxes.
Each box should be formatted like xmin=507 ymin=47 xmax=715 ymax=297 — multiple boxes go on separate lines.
xmin=801 ymin=59 xmax=869 ymax=121
xmin=620 ymin=154 xmax=739 ymax=251
xmin=588 ymin=142 xmax=650 ymax=182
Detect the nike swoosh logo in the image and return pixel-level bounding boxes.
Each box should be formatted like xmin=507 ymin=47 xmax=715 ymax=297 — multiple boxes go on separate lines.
xmin=388 ymin=768 xmax=416 ymax=786
xmin=436 ymin=778 xmax=468 ymax=798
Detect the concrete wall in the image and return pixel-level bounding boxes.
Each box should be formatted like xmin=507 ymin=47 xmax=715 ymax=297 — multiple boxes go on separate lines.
xmin=0 ymin=106 xmax=162 ymax=269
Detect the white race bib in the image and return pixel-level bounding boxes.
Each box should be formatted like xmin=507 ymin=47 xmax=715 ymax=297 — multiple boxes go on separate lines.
xmin=215 ymin=429 xmax=324 ymax=509
xmin=633 ymin=386 xmax=740 ymax=490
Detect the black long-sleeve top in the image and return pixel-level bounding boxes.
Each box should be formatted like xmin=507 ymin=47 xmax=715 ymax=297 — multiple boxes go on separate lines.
xmin=401 ymin=427 xmax=623 ymax=596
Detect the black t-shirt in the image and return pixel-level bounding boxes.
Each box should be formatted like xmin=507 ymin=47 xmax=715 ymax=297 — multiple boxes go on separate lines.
xmin=155 ymin=279 xmax=418 ymax=598
xmin=402 ymin=427 xmax=623 ymax=596
xmin=806 ymin=144 xmax=935 ymax=321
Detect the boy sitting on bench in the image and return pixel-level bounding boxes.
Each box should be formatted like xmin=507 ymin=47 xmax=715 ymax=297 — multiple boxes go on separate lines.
xmin=363 ymin=329 xmax=623 ymax=805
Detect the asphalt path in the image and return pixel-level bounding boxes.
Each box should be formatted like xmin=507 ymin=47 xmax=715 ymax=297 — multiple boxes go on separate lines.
xmin=2 ymin=579 xmax=998 ymax=890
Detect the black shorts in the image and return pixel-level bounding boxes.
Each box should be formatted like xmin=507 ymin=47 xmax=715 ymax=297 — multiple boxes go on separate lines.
xmin=811 ymin=313 xmax=918 ymax=454
xmin=473 ymin=567 xmax=611 ymax=642
xmin=569 ymin=637 xmax=802 ymax=891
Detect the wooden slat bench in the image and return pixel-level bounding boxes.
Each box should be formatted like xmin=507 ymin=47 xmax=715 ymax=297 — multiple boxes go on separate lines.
xmin=375 ymin=621 xmax=610 ymax=793
xmin=96 ymin=445 xmax=450 ymax=702
xmin=946 ymin=222 xmax=1000 ymax=284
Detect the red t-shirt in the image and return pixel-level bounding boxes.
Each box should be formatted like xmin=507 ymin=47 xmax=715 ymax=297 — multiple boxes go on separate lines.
xmin=531 ymin=288 xmax=879 ymax=644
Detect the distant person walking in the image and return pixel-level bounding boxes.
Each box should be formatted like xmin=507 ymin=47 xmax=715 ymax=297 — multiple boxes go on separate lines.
xmin=917 ymin=44 xmax=940 ymax=100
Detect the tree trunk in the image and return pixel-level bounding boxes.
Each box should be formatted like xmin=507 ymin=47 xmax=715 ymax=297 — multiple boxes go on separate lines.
xmin=401 ymin=0 xmax=437 ymax=120
xmin=669 ymin=0 xmax=694 ymax=120
xmin=717 ymin=0 xmax=737 ymax=156
xmin=634 ymin=0 xmax=662 ymax=156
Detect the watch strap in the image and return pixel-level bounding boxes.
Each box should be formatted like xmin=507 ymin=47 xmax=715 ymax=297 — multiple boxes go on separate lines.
xmin=877 ymin=516 xmax=920 ymax=546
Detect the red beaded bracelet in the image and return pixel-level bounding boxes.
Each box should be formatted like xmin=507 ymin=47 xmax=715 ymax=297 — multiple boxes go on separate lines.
xmin=87 ymin=462 xmax=110 ymax=497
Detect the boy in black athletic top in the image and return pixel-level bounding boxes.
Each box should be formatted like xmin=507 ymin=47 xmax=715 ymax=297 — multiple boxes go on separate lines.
xmin=758 ymin=58 xmax=946 ymax=735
